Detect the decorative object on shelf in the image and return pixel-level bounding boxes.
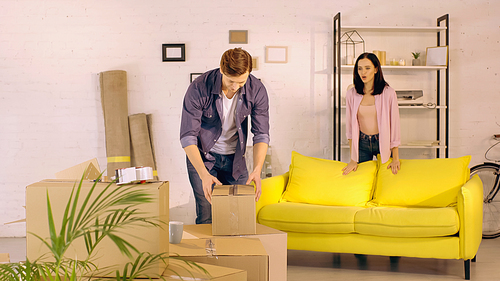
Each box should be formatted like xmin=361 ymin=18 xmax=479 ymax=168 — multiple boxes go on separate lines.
xmin=412 ymin=52 xmax=422 ymax=66
xmin=162 ymin=43 xmax=185 ymax=62
xmin=390 ymin=58 xmax=399 ymax=66
xmin=190 ymin=73 xmax=203 ymax=83
xmin=399 ymin=59 xmax=406 ymax=66
xmin=426 ymin=46 xmax=448 ymax=66
xmin=229 ymin=30 xmax=248 ymax=44
xmin=373 ymin=50 xmax=386 ymax=65
xmin=340 ymin=30 xmax=365 ymax=65
xmin=265 ymin=46 xmax=288 ymax=63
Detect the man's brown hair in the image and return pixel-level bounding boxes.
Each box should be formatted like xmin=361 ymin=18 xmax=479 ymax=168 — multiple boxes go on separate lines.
xmin=220 ymin=48 xmax=252 ymax=76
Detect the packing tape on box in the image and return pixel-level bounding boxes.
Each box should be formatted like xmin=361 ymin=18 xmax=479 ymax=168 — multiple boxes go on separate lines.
xmin=205 ymin=239 xmax=217 ymax=257
xmin=115 ymin=166 xmax=154 ymax=185
xmin=229 ymin=185 xmax=239 ymax=235
xmin=107 ymin=156 xmax=131 ymax=163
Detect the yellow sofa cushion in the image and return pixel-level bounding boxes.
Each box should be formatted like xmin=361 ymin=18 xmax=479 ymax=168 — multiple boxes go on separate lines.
xmin=354 ymin=206 xmax=460 ymax=237
xmin=258 ymin=202 xmax=363 ymax=234
xmin=280 ymin=151 xmax=377 ymax=206
xmin=372 ymin=156 xmax=471 ymax=207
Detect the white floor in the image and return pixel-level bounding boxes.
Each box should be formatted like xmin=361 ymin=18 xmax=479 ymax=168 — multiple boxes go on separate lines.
xmin=2 ymin=237 xmax=500 ymax=280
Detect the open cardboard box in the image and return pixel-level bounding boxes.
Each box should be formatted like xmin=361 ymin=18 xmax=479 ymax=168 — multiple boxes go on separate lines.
xmin=26 ymin=180 xmax=169 ymax=277
xmin=4 ymin=159 xmax=102 ymax=226
xmin=183 ymin=223 xmax=287 ymax=281
xmin=170 ymin=237 xmax=268 ymax=281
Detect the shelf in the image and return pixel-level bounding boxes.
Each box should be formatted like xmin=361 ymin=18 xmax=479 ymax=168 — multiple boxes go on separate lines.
xmin=341 ymin=26 xmax=447 ymax=32
xmin=341 ymin=145 xmax=447 ymax=149
xmin=340 ymin=105 xmax=447 ymax=109
xmin=341 ymin=65 xmax=447 ymax=70
xmin=333 ymin=13 xmax=450 ymax=160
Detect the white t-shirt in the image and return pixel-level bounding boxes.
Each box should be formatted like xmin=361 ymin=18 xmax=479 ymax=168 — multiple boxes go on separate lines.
xmin=210 ymin=90 xmax=239 ymax=155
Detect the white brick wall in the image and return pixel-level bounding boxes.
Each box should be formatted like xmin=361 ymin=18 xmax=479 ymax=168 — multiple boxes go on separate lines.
xmin=1 ymin=0 xmax=499 ymax=236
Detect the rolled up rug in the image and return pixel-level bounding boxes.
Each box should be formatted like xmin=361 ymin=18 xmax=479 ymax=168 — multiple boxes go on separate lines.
xmin=99 ymin=70 xmax=131 ymax=177
xmin=129 ymin=113 xmax=158 ymax=179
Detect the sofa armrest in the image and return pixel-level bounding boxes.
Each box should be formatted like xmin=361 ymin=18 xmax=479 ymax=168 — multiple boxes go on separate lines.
xmin=457 ymin=174 xmax=483 ymax=260
xmin=256 ymin=172 xmax=289 ymax=218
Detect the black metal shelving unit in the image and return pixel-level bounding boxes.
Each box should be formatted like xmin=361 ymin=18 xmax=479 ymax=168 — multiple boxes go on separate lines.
xmin=332 ymin=13 xmax=450 ymax=161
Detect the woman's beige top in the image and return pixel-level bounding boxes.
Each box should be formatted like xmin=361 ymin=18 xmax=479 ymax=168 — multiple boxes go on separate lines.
xmin=357 ymin=104 xmax=379 ymax=135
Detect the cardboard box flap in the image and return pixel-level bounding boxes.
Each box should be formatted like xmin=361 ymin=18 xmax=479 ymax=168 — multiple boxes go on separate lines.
xmin=184 ymin=223 xmax=284 ymax=238
xmin=55 ymin=159 xmax=101 ymax=180
xmin=213 ymin=185 xmax=255 ymax=196
xmin=170 ymin=237 xmax=267 ymax=257
xmin=162 ymin=261 xmax=246 ymax=280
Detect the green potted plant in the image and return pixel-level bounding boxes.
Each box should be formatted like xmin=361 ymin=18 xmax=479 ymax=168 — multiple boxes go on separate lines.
xmin=0 ymin=171 xmax=208 ymax=281
xmin=411 ymin=52 xmax=422 ymax=66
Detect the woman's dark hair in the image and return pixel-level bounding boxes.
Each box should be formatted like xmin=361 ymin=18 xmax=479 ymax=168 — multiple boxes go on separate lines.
xmin=353 ymin=52 xmax=388 ymax=95
xmin=220 ymin=48 xmax=253 ymax=76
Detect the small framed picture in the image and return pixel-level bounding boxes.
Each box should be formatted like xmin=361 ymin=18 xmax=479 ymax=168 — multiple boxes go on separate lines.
xmin=190 ymin=73 xmax=203 ymax=83
xmin=252 ymin=57 xmax=259 ymax=71
xmin=162 ymin=44 xmax=185 ymax=62
xmin=265 ymin=46 xmax=288 ymax=63
xmin=426 ymin=46 xmax=448 ymax=66
xmin=229 ymin=30 xmax=248 ymax=44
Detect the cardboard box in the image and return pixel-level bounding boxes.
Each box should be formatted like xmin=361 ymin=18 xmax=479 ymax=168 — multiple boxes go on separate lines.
xmin=183 ymin=223 xmax=287 ymax=281
xmin=212 ymin=185 xmax=256 ymax=235
xmin=26 ymin=180 xmax=169 ymax=277
xmin=0 ymin=253 xmax=9 ymax=263
xmin=162 ymin=261 xmax=246 ymax=280
xmin=90 ymin=261 xmax=246 ymax=281
xmin=170 ymin=237 xmax=268 ymax=281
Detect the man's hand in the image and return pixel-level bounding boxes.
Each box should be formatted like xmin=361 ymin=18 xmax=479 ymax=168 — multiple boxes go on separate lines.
xmin=387 ymin=159 xmax=401 ymax=175
xmin=246 ymin=170 xmax=262 ymax=202
xmin=342 ymin=160 xmax=358 ymax=175
xmin=200 ymin=172 xmax=222 ymax=204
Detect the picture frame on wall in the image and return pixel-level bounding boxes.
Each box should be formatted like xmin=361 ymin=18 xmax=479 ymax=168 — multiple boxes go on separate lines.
xmin=162 ymin=44 xmax=185 ymax=62
xmin=425 ymin=46 xmax=448 ymax=66
xmin=229 ymin=30 xmax=248 ymax=44
xmin=265 ymin=46 xmax=288 ymax=63
xmin=190 ymin=73 xmax=203 ymax=83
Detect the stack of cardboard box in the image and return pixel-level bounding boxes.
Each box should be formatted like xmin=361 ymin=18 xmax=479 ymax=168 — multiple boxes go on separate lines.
xmin=24 ymin=160 xmax=286 ymax=280
xmin=168 ymin=184 xmax=287 ymax=281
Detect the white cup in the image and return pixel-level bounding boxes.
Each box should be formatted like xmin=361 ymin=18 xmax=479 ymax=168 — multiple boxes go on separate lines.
xmin=169 ymin=221 xmax=183 ymax=244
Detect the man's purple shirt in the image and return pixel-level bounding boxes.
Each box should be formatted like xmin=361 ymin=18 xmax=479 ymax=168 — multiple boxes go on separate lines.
xmin=180 ymin=68 xmax=270 ymax=179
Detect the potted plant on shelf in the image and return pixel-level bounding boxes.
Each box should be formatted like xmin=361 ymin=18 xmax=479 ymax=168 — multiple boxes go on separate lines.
xmin=0 ymin=171 xmax=208 ymax=281
xmin=412 ymin=52 xmax=422 ymax=66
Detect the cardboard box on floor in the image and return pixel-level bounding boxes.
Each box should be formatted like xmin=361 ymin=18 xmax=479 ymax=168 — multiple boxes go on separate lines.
xmin=0 ymin=253 xmax=9 ymax=263
xmin=26 ymin=180 xmax=169 ymax=277
xmin=90 ymin=261 xmax=246 ymax=281
xmin=212 ymin=185 xmax=256 ymax=235
xmin=170 ymin=237 xmax=268 ymax=281
xmin=183 ymin=223 xmax=287 ymax=281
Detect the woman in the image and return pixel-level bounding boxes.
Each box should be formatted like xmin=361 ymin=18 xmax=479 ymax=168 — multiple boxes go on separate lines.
xmin=342 ymin=52 xmax=401 ymax=175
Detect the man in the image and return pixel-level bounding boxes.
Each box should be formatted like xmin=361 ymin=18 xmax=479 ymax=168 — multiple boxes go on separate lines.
xmin=180 ymin=48 xmax=270 ymax=224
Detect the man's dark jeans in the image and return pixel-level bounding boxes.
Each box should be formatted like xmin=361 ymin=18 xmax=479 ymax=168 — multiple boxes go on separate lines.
xmin=187 ymin=152 xmax=248 ymax=224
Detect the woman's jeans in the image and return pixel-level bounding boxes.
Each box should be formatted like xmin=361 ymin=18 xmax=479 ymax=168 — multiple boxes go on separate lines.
xmin=187 ymin=152 xmax=248 ymax=224
xmin=358 ymin=131 xmax=380 ymax=163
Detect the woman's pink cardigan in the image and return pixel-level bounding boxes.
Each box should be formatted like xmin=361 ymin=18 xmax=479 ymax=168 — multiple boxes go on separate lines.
xmin=345 ymin=85 xmax=401 ymax=164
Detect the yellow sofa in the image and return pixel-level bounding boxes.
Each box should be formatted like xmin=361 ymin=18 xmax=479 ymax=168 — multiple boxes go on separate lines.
xmin=256 ymin=151 xmax=483 ymax=280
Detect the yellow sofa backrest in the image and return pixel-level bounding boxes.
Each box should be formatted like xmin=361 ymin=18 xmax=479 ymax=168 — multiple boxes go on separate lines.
xmin=371 ymin=156 xmax=471 ymax=207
